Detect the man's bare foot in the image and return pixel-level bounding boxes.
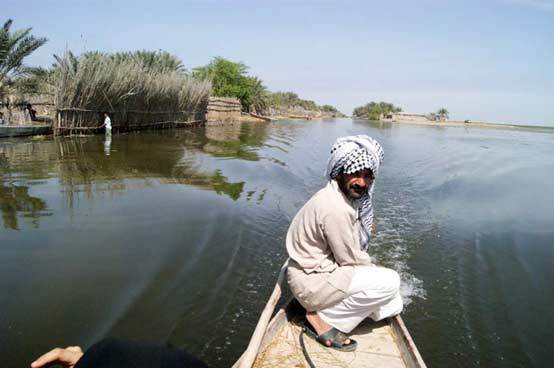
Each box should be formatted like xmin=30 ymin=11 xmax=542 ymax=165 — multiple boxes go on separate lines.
xmin=305 ymin=311 xmax=350 ymax=346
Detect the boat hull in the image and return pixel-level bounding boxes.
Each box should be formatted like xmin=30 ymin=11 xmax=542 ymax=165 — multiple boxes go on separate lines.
xmin=0 ymin=125 xmax=52 ymax=138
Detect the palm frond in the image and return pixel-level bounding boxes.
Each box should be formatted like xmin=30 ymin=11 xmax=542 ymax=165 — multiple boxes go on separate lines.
xmin=0 ymin=19 xmax=47 ymax=95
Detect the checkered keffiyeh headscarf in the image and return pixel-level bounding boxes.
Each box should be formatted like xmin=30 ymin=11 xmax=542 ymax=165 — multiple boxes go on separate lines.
xmin=326 ymin=135 xmax=384 ymax=251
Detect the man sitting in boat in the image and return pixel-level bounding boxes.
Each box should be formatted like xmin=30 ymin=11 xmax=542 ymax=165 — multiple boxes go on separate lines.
xmin=286 ymin=135 xmax=403 ymax=351
xmin=26 ymin=104 xmax=38 ymax=121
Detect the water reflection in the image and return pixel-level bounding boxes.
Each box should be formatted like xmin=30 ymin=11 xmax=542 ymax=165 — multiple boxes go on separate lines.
xmin=186 ymin=122 xmax=269 ymax=161
xmin=0 ymin=183 xmax=50 ymax=230
xmin=55 ymin=131 xmax=249 ymax=203
xmin=0 ymin=121 xmax=274 ymax=229
xmin=0 ymin=145 xmax=51 ymax=230
xmin=104 ymin=133 xmax=112 ymax=156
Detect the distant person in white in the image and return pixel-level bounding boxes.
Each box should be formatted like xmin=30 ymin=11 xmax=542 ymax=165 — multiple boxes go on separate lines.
xmin=100 ymin=112 xmax=112 ymax=135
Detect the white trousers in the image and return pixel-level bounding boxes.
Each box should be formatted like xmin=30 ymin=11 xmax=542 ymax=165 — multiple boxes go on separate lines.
xmin=318 ymin=266 xmax=403 ymax=333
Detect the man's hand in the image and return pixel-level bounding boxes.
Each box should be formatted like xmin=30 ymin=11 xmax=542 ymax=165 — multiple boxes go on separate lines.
xmin=31 ymin=346 xmax=84 ymax=368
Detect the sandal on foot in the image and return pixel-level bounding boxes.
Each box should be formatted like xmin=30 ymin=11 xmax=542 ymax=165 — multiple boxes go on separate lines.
xmin=303 ymin=322 xmax=357 ymax=352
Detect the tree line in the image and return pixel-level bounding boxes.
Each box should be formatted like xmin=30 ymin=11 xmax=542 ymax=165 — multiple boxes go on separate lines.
xmin=352 ymin=101 xmax=450 ymax=121
xmin=0 ymin=19 xmax=342 ymax=116
xmin=352 ymin=102 xmax=402 ymax=120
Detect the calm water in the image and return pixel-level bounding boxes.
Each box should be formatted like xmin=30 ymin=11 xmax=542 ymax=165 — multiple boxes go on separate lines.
xmin=1 ymin=120 xmax=553 ymax=367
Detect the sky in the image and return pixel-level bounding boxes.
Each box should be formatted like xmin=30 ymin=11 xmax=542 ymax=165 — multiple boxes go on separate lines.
xmin=4 ymin=0 xmax=554 ymax=125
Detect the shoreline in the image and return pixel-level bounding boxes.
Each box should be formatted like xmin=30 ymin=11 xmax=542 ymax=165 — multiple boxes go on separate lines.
xmin=367 ymin=118 xmax=554 ymax=133
xmin=239 ymin=114 xmax=341 ymax=122
xmin=248 ymin=114 xmax=554 ymax=133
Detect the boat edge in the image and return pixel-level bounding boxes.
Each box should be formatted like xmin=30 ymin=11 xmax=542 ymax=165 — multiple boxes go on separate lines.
xmin=390 ymin=315 xmax=427 ymax=368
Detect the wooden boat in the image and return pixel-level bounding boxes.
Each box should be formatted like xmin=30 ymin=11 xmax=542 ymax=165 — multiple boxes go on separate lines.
xmin=249 ymin=112 xmax=272 ymax=122
xmin=234 ymin=262 xmax=426 ymax=368
xmin=251 ymin=299 xmax=425 ymax=368
xmin=0 ymin=124 xmax=52 ymax=138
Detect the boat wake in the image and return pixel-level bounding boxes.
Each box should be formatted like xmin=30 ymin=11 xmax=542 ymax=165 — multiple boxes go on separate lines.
xmin=370 ymin=185 xmax=427 ymax=306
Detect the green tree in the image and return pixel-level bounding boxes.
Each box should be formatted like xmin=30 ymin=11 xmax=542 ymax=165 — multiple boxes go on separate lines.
xmin=352 ymin=101 xmax=402 ymax=120
xmin=193 ymin=57 xmax=248 ymax=96
xmin=267 ymin=91 xmax=339 ymax=113
xmin=267 ymin=91 xmax=301 ymax=107
xmin=0 ymin=19 xmax=47 ymax=97
xmin=321 ymin=104 xmax=339 ymax=113
xmin=437 ymin=107 xmax=449 ymax=120
xmin=193 ymin=58 xmax=342 ymax=115
xmin=193 ymin=57 xmax=268 ymax=112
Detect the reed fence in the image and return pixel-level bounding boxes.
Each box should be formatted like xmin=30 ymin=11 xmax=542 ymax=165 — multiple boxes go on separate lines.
xmin=55 ymin=108 xmax=205 ymax=135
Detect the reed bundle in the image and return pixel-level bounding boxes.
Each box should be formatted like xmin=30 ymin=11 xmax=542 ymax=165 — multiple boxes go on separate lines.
xmin=48 ymin=51 xmax=212 ymax=115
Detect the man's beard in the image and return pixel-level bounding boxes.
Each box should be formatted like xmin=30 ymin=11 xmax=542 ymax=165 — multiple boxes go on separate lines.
xmin=348 ymin=184 xmax=367 ymax=199
xmin=337 ymin=177 xmax=367 ymax=200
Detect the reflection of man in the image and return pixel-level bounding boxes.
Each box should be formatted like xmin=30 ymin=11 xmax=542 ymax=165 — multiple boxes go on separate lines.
xmin=286 ymin=135 xmax=403 ymax=351
xmin=100 ymin=112 xmax=112 ymax=135
xmin=104 ymin=133 xmax=112 ymax=156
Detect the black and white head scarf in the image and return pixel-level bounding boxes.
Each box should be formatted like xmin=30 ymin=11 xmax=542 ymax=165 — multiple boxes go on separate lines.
xmin=326 ymin=135 xmax=384 ymax=251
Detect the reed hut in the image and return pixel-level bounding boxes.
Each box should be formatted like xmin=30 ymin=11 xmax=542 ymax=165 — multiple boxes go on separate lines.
xmin=206 ymin=97 xmax=242 ymax=123
xmin=48 ymin=51 xmax=212 ymax=135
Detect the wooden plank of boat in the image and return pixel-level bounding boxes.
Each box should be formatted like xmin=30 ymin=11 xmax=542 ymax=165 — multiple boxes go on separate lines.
xmin=251 ymin=299 xmax=427 ymax=368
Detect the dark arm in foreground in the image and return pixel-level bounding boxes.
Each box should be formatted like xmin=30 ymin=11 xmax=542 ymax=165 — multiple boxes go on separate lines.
xmin=31 ymin=338 xmax=209 ymax=368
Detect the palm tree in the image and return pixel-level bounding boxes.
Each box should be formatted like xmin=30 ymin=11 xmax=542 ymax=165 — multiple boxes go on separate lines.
xmin=437 ymin=107 xmax=449 ymax=120
xmin=247 ymin=76 xmax=268 ymax=113
xmin=0 ymin=19 xmax=47 ymax=97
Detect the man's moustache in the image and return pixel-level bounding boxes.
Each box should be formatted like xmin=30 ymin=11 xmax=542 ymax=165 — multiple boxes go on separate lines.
xmin=351 ymin=185 xmax=367 ymax=193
